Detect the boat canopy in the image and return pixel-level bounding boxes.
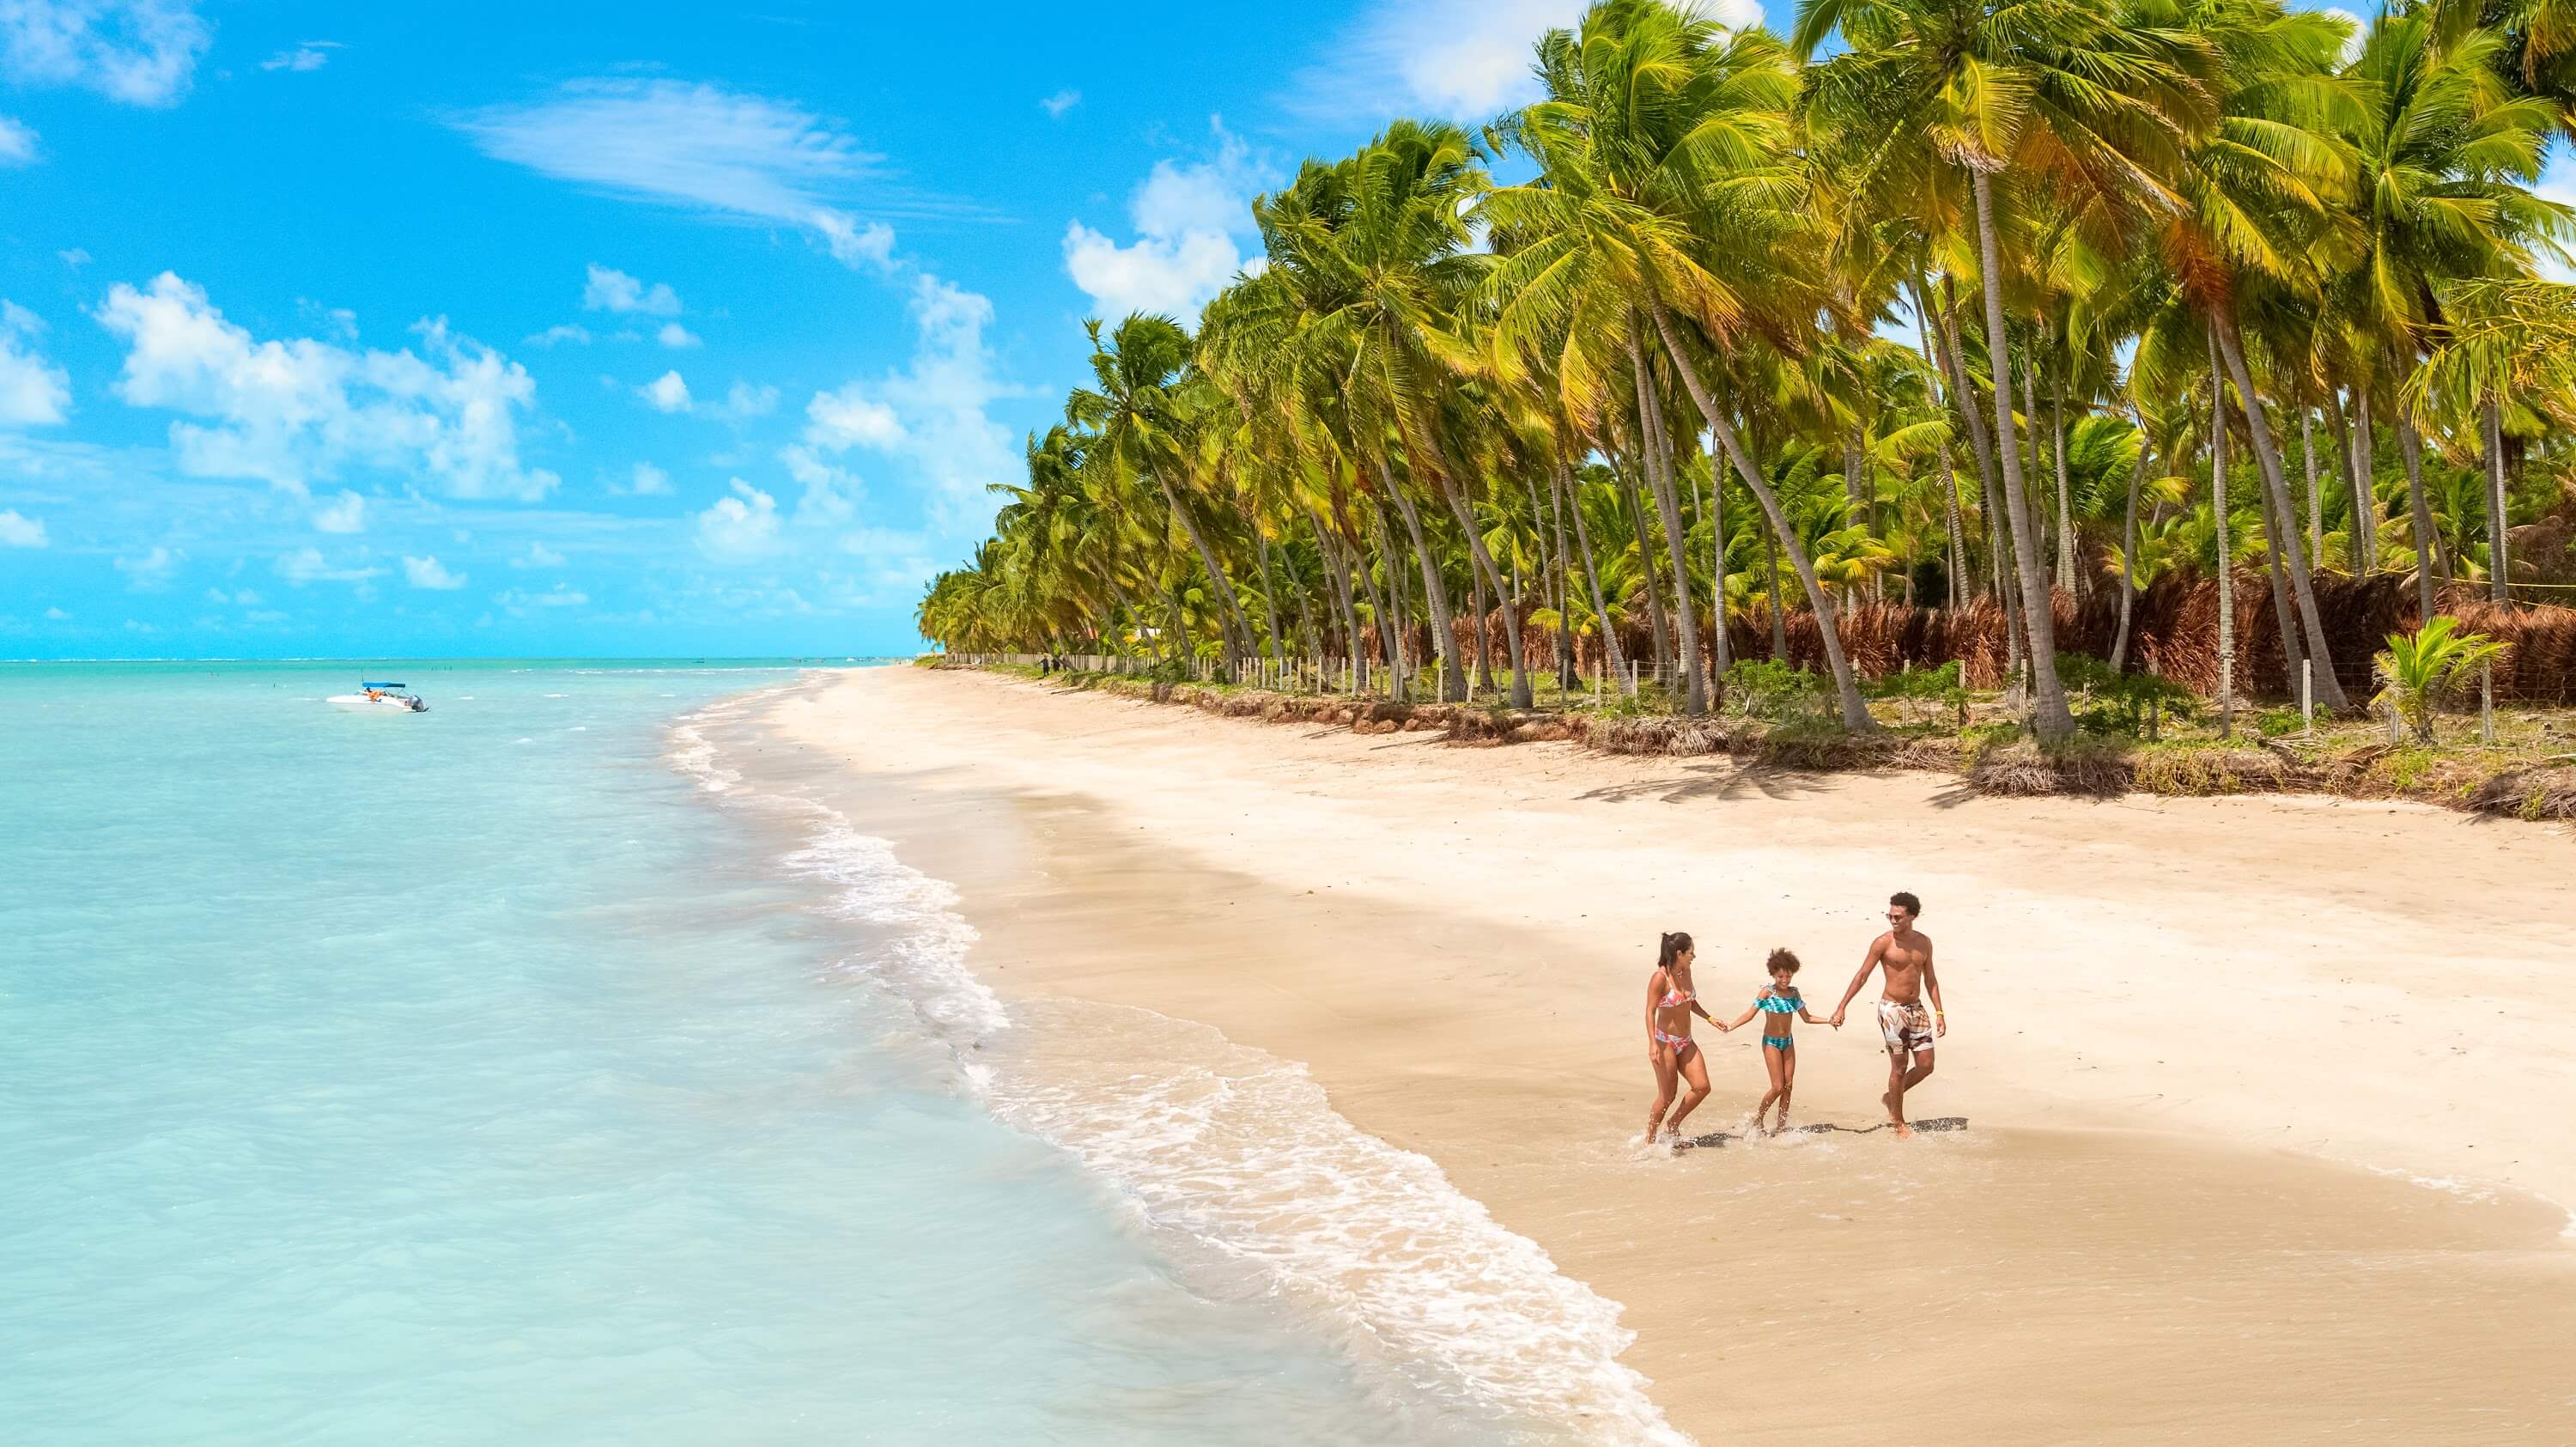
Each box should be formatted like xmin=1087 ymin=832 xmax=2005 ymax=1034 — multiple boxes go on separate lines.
xmin=361 ymin=680 xmax=405 ymax=688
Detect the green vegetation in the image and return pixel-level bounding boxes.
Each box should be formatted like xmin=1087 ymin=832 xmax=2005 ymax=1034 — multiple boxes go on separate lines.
xmin=921 ymin=0 xmax=2576 ymax=775
xmin=2372 ymin=617 xmax=2512 ymax=742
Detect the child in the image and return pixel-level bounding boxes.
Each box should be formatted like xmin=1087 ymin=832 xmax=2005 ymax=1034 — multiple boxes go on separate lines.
xmin=1717 ymin=948 xmax=1829 ymax=1134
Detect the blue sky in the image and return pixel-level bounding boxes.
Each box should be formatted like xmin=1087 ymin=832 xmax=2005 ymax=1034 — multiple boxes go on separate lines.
xmin=0 ymin=0 xmax=1637 ymax=658
xmin=0 ymin=0 xmax=2552 ymax=658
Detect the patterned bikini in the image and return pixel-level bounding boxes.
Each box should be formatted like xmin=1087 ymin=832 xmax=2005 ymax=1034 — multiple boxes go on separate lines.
xmin=1755 ymin=986 xmax=1801 ymax=1052
xmin=1653 ymin=981 xmax=1698 ymax=1061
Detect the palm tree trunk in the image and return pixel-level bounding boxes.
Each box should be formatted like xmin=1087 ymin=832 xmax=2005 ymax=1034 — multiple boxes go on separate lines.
xmin=1941 ymin=446 xmax=1969 ymax=614
xmin=2259 ymin=467 xmax=2307 ymax=697
xmin=1697 ymin=468 xmax=1730 ymax=673
xmin=2023 ymin=359 xmax=2048 ymax=586
xmin=1467 ymin=556 xmax=1495 ymax=693
xmin=2484 ymin=397 xmax=2512 ymax=605
xmin=2326 ymin=387 xmax=2359 ymax=562
xmin=1536 ymin=472 xmax=1578 ymax=689
xmin=1161 ymin=587 xmax=1191 ymax=667
xmin=2208 ymin=336 xmax=2235 ymax=737
xmin=1628 ymin=331 xmax=1709 ymax=714
xmin=1968 ymin=170 xmax=2077 ymax=741
xmin=1930 ymin=276 xmax=2010 ymax=607
xmin=1439 ymin=475 xmax=1534 ymax=707
xmin=1253 ymin=526 xmax=1289 ymax=672
xmin=2351 ymin=390 xmax=2379 ymax=569
xmin=1947 ymin=275 xmax=2026 ymax=678
xmin=1522 ymin=473 xmax=1571 ymax=690
xmin=1614 ymin=458 xmax=1674 ymax=681
xmin=2210 ymin=306 xmax=2347 ymax=708
xmin=1151 ymin=473 xmax=1249 ymax=679
xmin=1378 ymin=459 xmax=1467 ymax=702
xmin=1907 ymin=277 xmax=1974 ymax=613
xmin=2111 ymin=423 xmax=2148 ymax=672
xmin=2052 ymin=364 xmax=2082 ymax=603
xmin=2300 ymin=408 xmax=2323 ymax=566
xmin=1762 ymin=519 xmax=1789 ymax=661
xmin=2395 ymin=419 xmax=2439 ymax=623
xmin=1845 ymin=429 xmax=1871 ymax=607
xmin=1646 ymin=299 xmax=1874 ymax=731
xmin=1305 ymin=506 xmax=1363 ymax=689
xmin=1359 ymin=502 xmax=1406 ymax=699
xmin=1561 ymin=459 xmax=1633 ymax=696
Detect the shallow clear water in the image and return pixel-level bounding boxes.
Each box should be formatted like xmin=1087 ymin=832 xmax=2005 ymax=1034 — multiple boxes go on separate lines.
xmin=0 ymin=662 xmax=1429 ymax=1444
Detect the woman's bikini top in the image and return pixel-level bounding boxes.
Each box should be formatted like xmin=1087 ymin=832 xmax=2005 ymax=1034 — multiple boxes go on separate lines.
xmin=1657 ymin=977 xmax=1695 ymax=1010
xmin=1756 ymin=988 xmax=1801 ymax=1015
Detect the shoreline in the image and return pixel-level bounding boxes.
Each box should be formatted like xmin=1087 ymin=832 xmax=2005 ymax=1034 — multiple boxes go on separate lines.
xmin=745 ymin=666 xmax=2576 ymax=1444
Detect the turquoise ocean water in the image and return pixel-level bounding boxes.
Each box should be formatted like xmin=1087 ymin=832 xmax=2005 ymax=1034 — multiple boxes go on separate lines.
xmin=0 ymin=660 xmax=1515 ymax=1444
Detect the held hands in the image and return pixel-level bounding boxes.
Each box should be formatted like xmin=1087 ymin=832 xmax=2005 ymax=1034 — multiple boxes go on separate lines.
xmin=1827 ymin=1010 xmax=1845 ymax=1030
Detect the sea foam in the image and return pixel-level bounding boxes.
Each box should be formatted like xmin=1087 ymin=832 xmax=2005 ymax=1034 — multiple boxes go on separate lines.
xmin=677 ymin=689 xmax=1692 ymax=1446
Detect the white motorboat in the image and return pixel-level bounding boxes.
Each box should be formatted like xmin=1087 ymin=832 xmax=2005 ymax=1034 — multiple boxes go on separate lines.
xmin=327 ymin=680 xmax=428 ymax=713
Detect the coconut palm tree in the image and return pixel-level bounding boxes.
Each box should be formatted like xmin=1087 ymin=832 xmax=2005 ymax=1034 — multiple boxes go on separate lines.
xmin=918 ymin=0 xmax=2576 ymax=733
xmin=1065 ymin=314 xmax=1260 ymax=678
xmin=2372 ymin=615 xmax=2512 ymax=740
xmin=1796 ymin=0 xmax=2216 ymax=741
xmin=1487 ymin=0 xmax=1879 ymax=723
xmin=2408 ymin=276 xmax=2576 ymax=600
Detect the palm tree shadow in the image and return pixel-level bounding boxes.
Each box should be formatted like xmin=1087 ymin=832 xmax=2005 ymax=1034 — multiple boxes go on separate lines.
xmin=1577 ymin=760 xmax=1842 ymax=804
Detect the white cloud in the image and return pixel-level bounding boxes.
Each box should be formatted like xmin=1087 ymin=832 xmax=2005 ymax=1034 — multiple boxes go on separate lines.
xmin=204 ymin=585 xmax=259 ymax=605
xmin=1288 ymin=0 xmax=1753 ymax=120
xmin=624 ymin=459 xmax=671 ymax=495
xmin=312 ymin=489 xmax=365 ymax=532
xmin=1063 ymin=118 xmax=1267 ymax=320
xmin=696 ymin=477 xmax=780 ymax=556
xmin=638 ymin=368 xmax=691 ymax=412
xmin=781 ymin=443 xmax=860 ymax=528
xmin=525 ymin=322 xmax=592 ymax=348
xmin=0 ymin=508 xmax=45 ymax=545
xmin=94 ymin=272 xmax=560 ymax=500
xmin=799 ymin=272 xmax=1017 ymax=526
xmin=803 ymin=386 xmax=903 ymax=447
xmin=273 ymin=545 xmax=380 ymax=585
xmin=810 ymin=215 xmax=897 ymax=271
xmin=43 ymin=605 xmax=69 ymax=620
xmin=512 ymin=541 xmax=564 ymax=568
xmin=582 ymin=264 xmax=681 ymax=317
xmin=453 ymin=80 xmax=936 ymax=270
xmin=656 ymin=321 xmax=702 ymax=349
xmin=494 ymin=583 xmax=586 ymax=610
xmin=0 ymin=0 xmax=212 ymax=106
xmin=1041 ymin=89 xmax=1080 ymax=119
xmin=717 ymin=380 xmax=778 ymax=420
xmin=58 ymin=246 xmax=88 ymax=267
xmin=0 ymin=113 xmax=35 ymax=164
xmin=0 ymin=299 xmax=72 ymax=425
xmin=402 ymin=554 xmax=465 ymax=589
xmin=114 ymin=543 xmax=180 ymax=587
xmin=259 ymin=40 xmax=337 ymax=72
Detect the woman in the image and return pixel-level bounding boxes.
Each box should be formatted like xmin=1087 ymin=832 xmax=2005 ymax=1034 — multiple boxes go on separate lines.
xmin=1643 ymin=931 xmax=1716 ymax=1143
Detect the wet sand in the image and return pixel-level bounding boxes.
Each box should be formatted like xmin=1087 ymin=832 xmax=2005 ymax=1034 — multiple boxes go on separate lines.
xmin=753 ymin=667 xmax=2576 ymax=1444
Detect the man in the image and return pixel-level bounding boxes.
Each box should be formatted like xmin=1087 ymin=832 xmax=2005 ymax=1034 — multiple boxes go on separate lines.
xmin=1828 ymin=891 xmax=1945 ymax=1137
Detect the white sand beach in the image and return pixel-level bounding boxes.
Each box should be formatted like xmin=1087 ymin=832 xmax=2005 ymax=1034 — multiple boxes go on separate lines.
xmin=750 ymin=666 xmax=2576 ymax=1444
